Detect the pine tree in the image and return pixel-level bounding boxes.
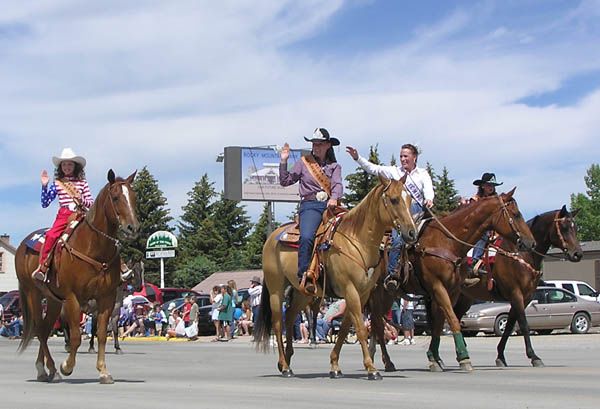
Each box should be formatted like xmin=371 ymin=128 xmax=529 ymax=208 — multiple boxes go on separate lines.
xmin=120 ymin=166 xmax=174 ymax=285
xmin=177 ymin=174 xmax=217 ymax=266
xmin=390 ymin=154 xmax=397 ymax=166
xmin=432 ymin=166 xmax=459 ymax=215
xmin=211 ymin=192 xmax=252 ymax=269
xmin=171 ymin=254 xmax=219 ymax=288
xmin=344 ymin=145 xmax=382 ymax=208
xmin=570 ymin=163 xmax=600 ymax=240
xmin=242 ymin=203 xmax=272 ymax=269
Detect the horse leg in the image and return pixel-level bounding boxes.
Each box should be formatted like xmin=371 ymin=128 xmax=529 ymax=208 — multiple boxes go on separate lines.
xmin=370 ymin=315 xmax=395 ymax=372
xmin=23 ymin=288 xmax=50 ymax=382
xmin=307 ymin=299 xmax=320 ymax=348
xmin=516 ymin=309 xmax=544 ymax=367
xmin=95 ymin=298 xmax=116 ymax=384
xmin=427 ymin=301 xmax=446 ymax=372
xmin=60 ymin=296 xmax=82 ymax=377
xmin=112 ymin=316 xmax=123 ymax=354
xmin=38 ymin=299 xmax=63 ymax=382
xmin=495 ymin=307 xmax=518 ymax=367
xmin=267 ymin=286 xmax=289 ymax=377
xmin=329 ymin=315 xmax=352 ymax=378
xmin=283 ymin=291 xmax=308 ymax=370
xmin=431 ymin=285 xmax=472 ymax=372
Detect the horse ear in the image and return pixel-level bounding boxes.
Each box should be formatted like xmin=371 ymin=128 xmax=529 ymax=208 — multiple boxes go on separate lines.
xmin=378 ymin=174 xmax=391 ymax=185
xmin=107 ymin=169 xmax=116 ymax=184
xmin=126 ymin=170 xmax=137 ymax=184
xmin=559 ymin=204 xmax=568 ymax=217
xmin=399 ymin=173 xmax=407 ymax=185
xmin=503 ymin=187 xmax=517 ymax=200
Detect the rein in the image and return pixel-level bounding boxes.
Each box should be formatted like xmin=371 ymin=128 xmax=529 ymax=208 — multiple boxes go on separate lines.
xmin=530 ymin=213 xmax=572 ymax=260
xmin=63 ymin=182 xmax=126 ymax=273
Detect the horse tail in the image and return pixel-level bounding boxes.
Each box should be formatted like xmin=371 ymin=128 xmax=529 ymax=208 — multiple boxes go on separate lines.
xmin=253 ymin=284 xmax=272 ymax=353
xmin=17 ymin=284 xmax=36 ymax=354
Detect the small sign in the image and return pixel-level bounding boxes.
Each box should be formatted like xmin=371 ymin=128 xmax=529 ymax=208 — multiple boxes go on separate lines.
xmin=146 ymin=231 xmax=178 ymax=249
xmin=146 ymin=250 xmax=175 ymax=259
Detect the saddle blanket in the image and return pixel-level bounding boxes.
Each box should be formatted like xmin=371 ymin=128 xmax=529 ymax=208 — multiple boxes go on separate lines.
xmin=25 ymin=228 xmax=50 ymax=253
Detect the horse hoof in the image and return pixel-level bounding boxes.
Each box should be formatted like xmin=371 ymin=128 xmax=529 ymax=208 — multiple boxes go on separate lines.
xmin=99 ymin=374 xmax=114 ymax=384
xmin=308 ymin=342 xmax=318 ymax=349
xmin=60 ymin=362 xmax=73 ymax=377
xmin=368 ymin=371 xmax=383 ymax=381
xmin=49 ymin=372 xmax=62 ymax=383
xmin=88 ymin=348 xmax=96 ymax=354
xmin=115 ymin=348 xmax=123 ymax=355
xmin=281 ymin=369 xmax=294 ymax=378
xmin=329 ymin=370 xmax=344 ymax=379
xmin=495 ymin=358 xmax=507 ymax=368
xmin=64 ymin=346 xmax=70 ymax=353
xmin=459 ymin=360 xmax=473 ymax=372
xmin=532 ymin=359 xmax=545 ymax=368
xmin=277 ymin=362 xmax=283 ymax=372
xmin=36 ymin=374 xmax=49 ymax=382
xmin=428 ymin=362 xmax=443 ymax=372
xmin=384 ymin=365 xmax=397 ymax=372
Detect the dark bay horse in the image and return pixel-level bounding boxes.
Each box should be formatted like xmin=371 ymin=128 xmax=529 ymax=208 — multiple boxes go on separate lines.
xmin=16 ymin=170 xmax=139 ymax=384
xmin=255 ymin=176 xmax=417 ymax=379
xmin=64 ymin=260 xmax=144 ymax=354
xmin=368 ymin=189 xmax=535 ymax=372
xmin=453 ymin=205 xmax=582 ymax=367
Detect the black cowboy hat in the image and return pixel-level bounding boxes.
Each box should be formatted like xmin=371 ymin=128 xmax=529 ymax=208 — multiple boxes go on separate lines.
xmin=473 ymin=172 xmax=503 ymax=186
xmin=304 ymin=128 xmax=340 ymax=146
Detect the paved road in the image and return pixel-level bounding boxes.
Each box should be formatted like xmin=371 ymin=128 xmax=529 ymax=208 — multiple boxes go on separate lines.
xmin=1 ymin=333 xmax=599 ymax=409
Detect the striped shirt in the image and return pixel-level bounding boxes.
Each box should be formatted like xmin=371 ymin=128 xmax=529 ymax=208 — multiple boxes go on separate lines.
xmin=41 ymin=177 xmax=94 ymax=210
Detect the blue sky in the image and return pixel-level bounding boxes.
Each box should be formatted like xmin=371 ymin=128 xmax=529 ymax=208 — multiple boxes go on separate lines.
xmin=1 ymin=0 xmax=600 ymax=245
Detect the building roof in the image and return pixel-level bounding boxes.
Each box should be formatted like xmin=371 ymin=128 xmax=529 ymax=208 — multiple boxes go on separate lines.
xmin=0 ymin=238 xmax=17 ymax=255
xmin=547 ymin=240 xmax=600 ymax=254
xmin=192 ymin=270 xmax=263 ymax=294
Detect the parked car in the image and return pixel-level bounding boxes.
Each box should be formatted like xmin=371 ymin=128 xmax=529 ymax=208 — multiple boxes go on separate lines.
xmin=161 ymin=288 xmax=204 ymax=304
xmin=161 ymin=294 xmax=214 ymax=336
xmin=460 ymin=287 xmax=600 ymax=336
xmin=0 ymin=290 xmax=20 ymax=322
xmin=542 ymin=280 xmax=600 ymax=303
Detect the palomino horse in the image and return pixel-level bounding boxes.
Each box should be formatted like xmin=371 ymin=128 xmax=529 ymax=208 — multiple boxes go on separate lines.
xmin=16 ymin=170 xmax=139 ymax=384
xmin=367 ymin=189 xmax=535 ymax=372
xmin=64 ymin=260 xmax=144 ymax=354
xmin=254 ymin=176 xmax=417 ymax=379
xmin=453 ymin=205 xmax=582 ymax=367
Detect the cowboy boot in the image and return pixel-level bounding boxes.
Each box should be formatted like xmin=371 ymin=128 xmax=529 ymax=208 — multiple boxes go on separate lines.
xmin=32 ymin=263 xmax=48 ymax=282
xmin=463 ymin=260 xmax=482 ymax=287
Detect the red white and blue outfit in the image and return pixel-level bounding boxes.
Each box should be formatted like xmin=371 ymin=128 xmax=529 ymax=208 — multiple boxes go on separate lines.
xmin=39 ymin=177 xmax=94 ymax=267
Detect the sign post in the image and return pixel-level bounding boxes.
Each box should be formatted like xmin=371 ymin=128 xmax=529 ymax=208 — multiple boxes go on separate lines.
xmin=145 ymin=231 xmax=178 ymax=288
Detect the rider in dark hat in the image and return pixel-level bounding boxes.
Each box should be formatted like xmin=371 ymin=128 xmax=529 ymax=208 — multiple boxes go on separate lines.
xmin=280 ymin=128 xmax=343 ymax=295
xmin=465 ymin=172 xmax=503 ymax=285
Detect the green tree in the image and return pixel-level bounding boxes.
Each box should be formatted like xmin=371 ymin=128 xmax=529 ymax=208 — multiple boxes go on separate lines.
xmin=570 ymin=164 xmax=600 ymax=240
xmin=242 ymin=203 xmax=272 ymax=269
xmin=211 ymin=192 xmax=252 ymax=269
xmin=171 ymin=254 xmax=219 ymax=288
xmin=119 ymin=166 xmax=174 ymax=285
xmin=344 ymin=145 xmax=382 ymax=207
xmin=432 ymin=166 xmax=459 ymax=215
xmin=177 ymin=174 xmax=217 ymax=266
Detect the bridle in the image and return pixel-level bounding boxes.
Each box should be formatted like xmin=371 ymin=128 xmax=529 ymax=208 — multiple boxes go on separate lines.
xmin=85 ymin=181 xmax=131 ymax=248
xmin=490 ymin=195 xmax=524 ymax=246
xmin=381 ymin=180 xmax=415 ymax=235
xmin=531 ymin=211 xmax=576 ymax=259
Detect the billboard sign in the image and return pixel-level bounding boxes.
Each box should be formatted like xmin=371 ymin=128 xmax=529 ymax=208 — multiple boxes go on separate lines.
xmin=146 ymin=230 xmax=178 ymax=249
xmin=224 ymin=146 xmax=307 ymax=202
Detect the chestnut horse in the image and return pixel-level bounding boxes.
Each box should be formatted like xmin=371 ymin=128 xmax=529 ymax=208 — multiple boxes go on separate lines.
xmin=16 ymin=170 xmax=139 ymax=384
xmin=367 ymin=189 xmax=535 ymax=372
xmin=453 ymin=205 xmax=582 ymax=367
xmin=255 ymin=176 xmax=417 ymax=380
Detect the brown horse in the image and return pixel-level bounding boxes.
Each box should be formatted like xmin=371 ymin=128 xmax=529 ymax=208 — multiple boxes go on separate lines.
xmin=254 ymin=176 xmax=417 ymax=380
xmin=367 ymin=188 xmax=535 ymax=372
xmin=453 ymin=205 xmax=582 ymax=367
xmin=16 ymin=170 xmax=139 ymax=384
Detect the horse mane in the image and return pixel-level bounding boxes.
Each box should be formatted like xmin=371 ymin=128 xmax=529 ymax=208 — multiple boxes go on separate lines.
xmin=342 ymin=183 xmax=385 ymax=236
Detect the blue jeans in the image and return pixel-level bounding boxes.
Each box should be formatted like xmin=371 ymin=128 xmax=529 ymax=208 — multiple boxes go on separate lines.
xmin=391 ymin=308 xmax=402 ymax=326
xmin=0 ymin=319 xmax=22 ymax=337
xmin=298 ymin=200 xmax=327 ymax=279
xmin=472 ymin=231 xmax=492 ymax=262
xmin=387 ymin=201 xmax=423 ymax=275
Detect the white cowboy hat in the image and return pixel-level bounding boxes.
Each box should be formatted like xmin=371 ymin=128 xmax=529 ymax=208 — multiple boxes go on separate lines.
xmin=52 ymin=147 xmax=86 ymax=168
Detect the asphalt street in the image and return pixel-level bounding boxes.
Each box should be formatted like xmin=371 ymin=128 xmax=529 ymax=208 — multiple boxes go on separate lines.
xmin=1 ymin=333 xmax=599 ymax=409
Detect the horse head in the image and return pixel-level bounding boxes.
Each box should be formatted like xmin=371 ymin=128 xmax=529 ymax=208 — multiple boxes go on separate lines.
xmin=122 ymin=259 xmax=145 ymax=291
xmin=552 ymin=205 xmax=583 ymax=262
xmin=378 ymin=174 xmax=417 ymax=244
xmin=489 ymin=187 xmax=536 ymax=251
xmin=104 ymin=169 xmax=140 ymax=240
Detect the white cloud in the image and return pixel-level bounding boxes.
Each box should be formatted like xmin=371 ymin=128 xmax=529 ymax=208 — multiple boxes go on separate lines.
xmin=1 ymin=1 xmax=600 ymax=242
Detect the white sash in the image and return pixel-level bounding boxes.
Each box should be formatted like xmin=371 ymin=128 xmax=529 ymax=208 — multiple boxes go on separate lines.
xmin=404 ymin=173 xmax=424 ymax=206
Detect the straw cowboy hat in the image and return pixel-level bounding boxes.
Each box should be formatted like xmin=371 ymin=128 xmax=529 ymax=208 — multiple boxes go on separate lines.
xmin=473 ymin=172 xmax=503 ymax=186
xmin=52 ymin=147 xmax=87 ymax=168
xmin=304 ymin=128 xmax=340 ymax=146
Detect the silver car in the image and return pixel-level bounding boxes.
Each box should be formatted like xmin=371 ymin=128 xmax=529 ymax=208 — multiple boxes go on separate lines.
xmin=460 ymin=287 xmax=600 ymax=336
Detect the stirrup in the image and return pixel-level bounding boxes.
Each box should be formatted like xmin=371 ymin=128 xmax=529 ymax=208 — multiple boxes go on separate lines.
xmin=384 ymin=274 xmax=400 ymax=291
xmin=462 ymin=277 xmax=481 ymax=288
xmin=299 ymin=271 xmax=317 ymax=296
xmin=32 ymin=266 xmax=47 ymax=282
